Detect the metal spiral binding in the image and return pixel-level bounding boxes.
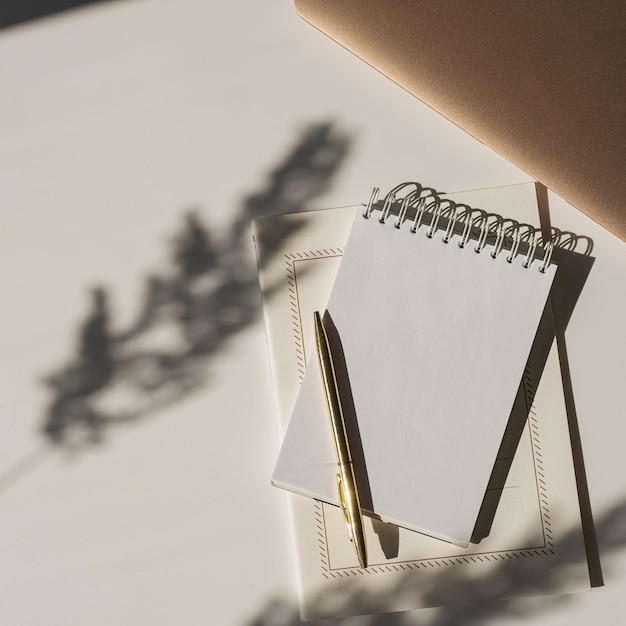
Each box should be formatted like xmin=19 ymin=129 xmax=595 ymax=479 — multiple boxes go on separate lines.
xmin=361 ymin=183 xmax=554 ymax=272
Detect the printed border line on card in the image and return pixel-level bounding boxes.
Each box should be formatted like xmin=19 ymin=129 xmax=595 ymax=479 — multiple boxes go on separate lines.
xmin=286 ymin=249 xmax=344 ymax=379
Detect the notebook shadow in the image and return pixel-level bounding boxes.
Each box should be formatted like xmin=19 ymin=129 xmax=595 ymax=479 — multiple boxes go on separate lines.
xmin=471 ymin=298 xmax=557 ymax=544
xmin=322 ymin=311 xmax=400 ymax=559
xmin=471 ymin=190 xmax=600 ymax=588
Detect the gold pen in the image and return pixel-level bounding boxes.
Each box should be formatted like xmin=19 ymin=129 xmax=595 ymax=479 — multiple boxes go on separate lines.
xmin=313 ymin=310 xmax=367 ymax=569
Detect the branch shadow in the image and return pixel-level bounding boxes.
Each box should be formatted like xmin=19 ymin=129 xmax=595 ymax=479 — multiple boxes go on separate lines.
xmin=246 ymin=499 xmax=626 ymax=625
xmin=40 ymin=121 xmax=351 ymax=450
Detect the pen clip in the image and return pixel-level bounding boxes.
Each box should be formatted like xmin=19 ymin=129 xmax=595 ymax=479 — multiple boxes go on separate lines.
xmin=337 ymin=473 xmax=353 ymax=542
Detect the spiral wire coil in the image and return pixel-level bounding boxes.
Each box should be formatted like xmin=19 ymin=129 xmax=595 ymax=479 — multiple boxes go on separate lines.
xmin=363 ymin=182 xmax=553 ymax=273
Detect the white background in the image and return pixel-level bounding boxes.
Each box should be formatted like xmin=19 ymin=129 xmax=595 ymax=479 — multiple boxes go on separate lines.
xmin=0 ymin=1 xmax=624 ymax=624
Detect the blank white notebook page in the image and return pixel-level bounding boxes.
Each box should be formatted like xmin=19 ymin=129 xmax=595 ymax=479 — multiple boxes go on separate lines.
xmin=273 ymin=190 xmax=557 ymax=546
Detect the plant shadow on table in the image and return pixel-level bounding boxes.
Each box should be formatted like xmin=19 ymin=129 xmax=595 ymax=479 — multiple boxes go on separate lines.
xmin=247 ymin=498 xmax=626 ymax=626
xmin=41 ymin=121 xmax=351 ymax=449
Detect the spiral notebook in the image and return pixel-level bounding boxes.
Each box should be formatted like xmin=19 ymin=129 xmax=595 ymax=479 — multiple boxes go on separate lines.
xmin=273 ymin=183 xmax=558 ymax=547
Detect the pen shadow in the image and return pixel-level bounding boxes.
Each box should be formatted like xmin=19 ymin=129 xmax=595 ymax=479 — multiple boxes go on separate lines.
xmin=322 ymin=311 xmax=400 ymax=559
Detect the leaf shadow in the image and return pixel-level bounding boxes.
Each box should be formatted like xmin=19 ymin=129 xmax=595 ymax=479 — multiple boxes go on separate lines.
xmin=40 ymin=121 xmax=352 ymax=450
xmin=246 ymin=499 xmax=626 ymax=625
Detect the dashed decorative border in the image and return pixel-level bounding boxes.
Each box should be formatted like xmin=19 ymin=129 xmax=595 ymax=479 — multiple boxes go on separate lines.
xmin=286 ymin=250 xmax=553 ymax=578
xmin=525 ymin=366 xmax=554 ymax=551
xmin=285 ymin=249 xmax=344 ymax=380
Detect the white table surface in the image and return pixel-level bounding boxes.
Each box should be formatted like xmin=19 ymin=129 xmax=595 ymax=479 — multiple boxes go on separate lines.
xmin=0 ymin=2 xmax=624 ymax=624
